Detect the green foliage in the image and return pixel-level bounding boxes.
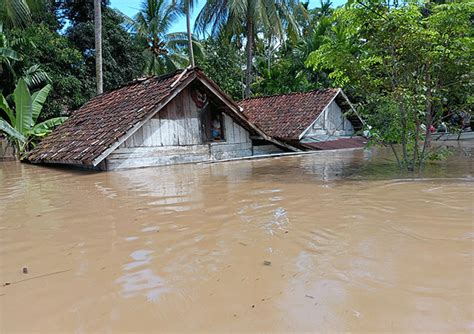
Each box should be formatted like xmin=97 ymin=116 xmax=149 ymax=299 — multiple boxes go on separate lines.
xmin=67 ymin=7 xmax=145 ymax=93
xmin=251 ymin=1 xmax=334 ymax=96
xmin=0 ymin=79 xmax=66 ymax=156
xmin=7 ymin=23 xmax=86 ymax=119
xmin=306 ymin=0 xmax=474 ymax=170
xmin=195 ymin=0 xmax=306 ymax=97
xmin=0 ymin=0 xmax=44 ymax=28
xmin=130 ymin=0 xmax=203 ymax=75
xmin=197 ymin=38 xmax=244 ymax=100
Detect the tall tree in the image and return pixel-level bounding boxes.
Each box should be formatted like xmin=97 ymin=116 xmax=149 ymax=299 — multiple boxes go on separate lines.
xmin=93 ymin=0 xmax=103 ymax=94
xmin=67 ymin=7 xmax=144 ymax=93
xmin=306 ymin=0 xmax=474 ymax=170
xmin=198 ymin=37 xmax=243 ymax=99
xmin=195 ymin=0 xmax=304 ymax=98
xmin=132 ymin=0 xmax=201 ymax=75
xmin=182 ymin=0 xmax=194 ymax=67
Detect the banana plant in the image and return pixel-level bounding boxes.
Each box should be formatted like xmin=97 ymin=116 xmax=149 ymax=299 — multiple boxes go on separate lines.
xmin=0 ymin=78 xmax=67 ymax=158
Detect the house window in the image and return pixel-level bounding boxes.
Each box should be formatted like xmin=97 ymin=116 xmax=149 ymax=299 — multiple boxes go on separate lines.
xmin=201 ymin=104 xmax=225 ymax=142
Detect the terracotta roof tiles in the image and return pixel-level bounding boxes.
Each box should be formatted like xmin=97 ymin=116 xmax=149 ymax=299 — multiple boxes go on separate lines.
xmin=28 ymin=70 xmax=194 ymax=166
xmin=239 ymin=89 xmax=340 ymax=141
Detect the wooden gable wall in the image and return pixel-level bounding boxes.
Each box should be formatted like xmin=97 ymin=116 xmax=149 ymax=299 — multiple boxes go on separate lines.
xmin=301 ymin=100 xmax=354 ymax=141
xmin=105 ymin=86 xmax=252 ymax=170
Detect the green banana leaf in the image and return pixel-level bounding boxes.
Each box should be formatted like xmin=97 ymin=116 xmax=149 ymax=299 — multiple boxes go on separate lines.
xmin=0 ymin=47 xmax=19 ymax=61
xmin=31 ymin=117 xmax=67 ymax=136
xmin=0 ymin=94 xmax=15 ymax=125
xmin=31 ymin=84 xmax=52 ymax=124
xmin=13 ymin=78 xmax=32 ymax=132
xmin=0 ymin=118 xmax=26 ymax=143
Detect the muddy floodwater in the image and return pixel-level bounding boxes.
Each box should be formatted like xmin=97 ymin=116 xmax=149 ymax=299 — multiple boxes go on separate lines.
xmin=0 ymin=145 xmax=473 ymax=332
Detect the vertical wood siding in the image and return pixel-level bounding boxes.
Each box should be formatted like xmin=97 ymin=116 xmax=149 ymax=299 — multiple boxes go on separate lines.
xmin=107 ymin=87 xmax=253 ymax=170
xmin=119 ymin=88 xmax=250 ymax=149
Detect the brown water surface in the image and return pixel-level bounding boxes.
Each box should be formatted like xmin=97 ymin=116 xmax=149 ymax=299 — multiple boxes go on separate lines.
xmin=0 ymin=146 xmax=473 ymax=332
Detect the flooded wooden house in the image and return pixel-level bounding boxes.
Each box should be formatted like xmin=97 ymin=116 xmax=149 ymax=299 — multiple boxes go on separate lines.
xmin=239 ymin=89 xmax=366 ymax=154
xmin=27 ymin=69 xmax=285 ymax=170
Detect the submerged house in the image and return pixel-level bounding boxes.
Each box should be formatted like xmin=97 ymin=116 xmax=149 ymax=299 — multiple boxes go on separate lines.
xmin=239 ymin=89 xmax=365 ymax=153
xmin=28 ymin=68 xmax=286 ymax=170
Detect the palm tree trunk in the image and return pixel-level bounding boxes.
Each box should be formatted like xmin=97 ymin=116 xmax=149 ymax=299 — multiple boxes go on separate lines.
xmin=185 ymin=2 xmax=195 ymax=67
xmin=94 ymin=0 xmax=103 ymax=94
xmin=244 ymin=16 xmax=254 ymax=98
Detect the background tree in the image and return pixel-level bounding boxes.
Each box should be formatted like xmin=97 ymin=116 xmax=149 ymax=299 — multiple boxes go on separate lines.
xmin=197 ymin=37 xmax=244 ymax=100
xmin=306 ymin=0 xmax=474 ymax=170
xmin=131 ymin=0 xmax=201 ymax=75
xmin=0 ymin=0 xmax=44 ymax=28
xmin=67 ymin=7 xmax=145 ymax=92
xmin=8 ymin=22 xmax=87 ymax=119
xmin=195 ymin=0 xmax=305 ymax=98
xmin=94 ymin=0 xmax=103 ymax=94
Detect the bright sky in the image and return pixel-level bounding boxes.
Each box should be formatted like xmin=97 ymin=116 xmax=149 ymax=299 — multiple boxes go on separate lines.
xmin=110 ymin=0 xmax=347 ymax=33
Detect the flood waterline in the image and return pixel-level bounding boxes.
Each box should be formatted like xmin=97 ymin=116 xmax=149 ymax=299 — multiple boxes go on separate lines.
xmin=0 ymin=145 xmax=473 ymax=332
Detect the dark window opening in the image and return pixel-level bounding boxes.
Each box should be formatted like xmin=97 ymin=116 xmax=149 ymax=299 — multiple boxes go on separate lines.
xmin=201 ymin=103 xmax=225 ymax=142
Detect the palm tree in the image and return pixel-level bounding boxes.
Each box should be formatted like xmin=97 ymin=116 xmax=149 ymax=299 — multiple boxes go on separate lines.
xmin=93 ymin=0 xmax=103 ymax=94
xmin=184 ymin=0 xmax=194 ymax=67
xmin=132 ymin=0 xmax=202 ymax=75
xmin=0 ymin=0 xmax=43 ymax=28
xmin=195 ymin=0 xmax=304 ymax=98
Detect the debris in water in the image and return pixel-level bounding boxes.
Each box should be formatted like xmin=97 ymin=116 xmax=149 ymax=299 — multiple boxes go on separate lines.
xmin=263 ymin=260 xmax=271 ymax=266
xmin=22 ymin=267 xmax=28 ymax=274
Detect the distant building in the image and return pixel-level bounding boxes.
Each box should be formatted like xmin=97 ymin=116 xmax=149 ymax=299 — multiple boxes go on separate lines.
xmin=239 ymin=89 xmax=365 ymax=154
xmin=28 ymin=68 xmax=287 ymax=170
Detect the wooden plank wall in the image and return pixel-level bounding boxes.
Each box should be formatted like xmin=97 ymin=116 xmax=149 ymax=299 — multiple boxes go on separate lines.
xmin=119 ymin=89 xmax=250 ymax=149
xmin=106 ymin=145 xmax=210 ymax=170
xmin=107 ymin=86 xmax=254 ymax=170
xmin=223 ymin=114 xmax=250 ymax=144
xmin=120 ymin=88 xmax=202 ymax=148
xmin=302 ymin=100 xmax=355 ymax=139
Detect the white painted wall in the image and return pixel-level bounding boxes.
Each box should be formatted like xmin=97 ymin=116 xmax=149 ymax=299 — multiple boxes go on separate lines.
xmin=302 ymin=100 xmax=354 ymax=141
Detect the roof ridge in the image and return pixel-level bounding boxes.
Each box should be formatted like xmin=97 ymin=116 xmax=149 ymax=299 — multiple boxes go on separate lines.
xmin=93 ymin=69 xmax=186 ymax=98
xmin=240 ymin=88 xmax=338 ymax=102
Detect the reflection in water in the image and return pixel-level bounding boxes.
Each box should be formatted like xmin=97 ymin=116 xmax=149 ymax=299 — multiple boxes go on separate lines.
xmin=115 ymin=269 xmax=166 ymax=302
xmin=0 ymin=145 xmax=473 ymax=332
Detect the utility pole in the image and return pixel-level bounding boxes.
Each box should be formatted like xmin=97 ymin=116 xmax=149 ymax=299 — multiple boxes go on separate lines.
xmin=94 ymin=0 xmax=103 ymax=94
